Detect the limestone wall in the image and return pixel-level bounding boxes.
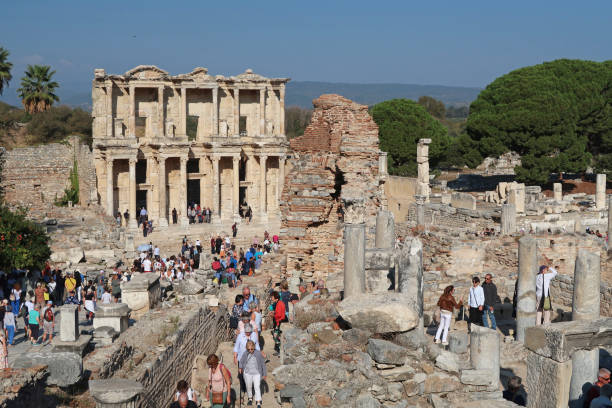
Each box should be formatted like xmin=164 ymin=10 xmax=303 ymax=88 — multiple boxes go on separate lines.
xmin=550 ymin=273 xmax=612 ymax=317
xmin=1 ymin=136 xmax=97 ymax=210
xmin=385 ymin=176 xmax=417 ymax=222
xmin=405 ymin=204 xmax=496 ymax=231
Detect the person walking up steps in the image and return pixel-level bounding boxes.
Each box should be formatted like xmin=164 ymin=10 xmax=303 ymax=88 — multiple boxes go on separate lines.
xmin=435 ymin=285 xmax=462 ymax=345
xmin=239 ymin=340 xmax=266 ymax=408
xmin=270 ymin=291 xmax=285 ymax=356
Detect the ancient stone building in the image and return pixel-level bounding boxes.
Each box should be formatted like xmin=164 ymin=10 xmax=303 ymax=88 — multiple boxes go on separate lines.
xmin=280 ymin=94 xmax=387 ymax=289
xmin=91 ymin=66 xmax=290 ymax=228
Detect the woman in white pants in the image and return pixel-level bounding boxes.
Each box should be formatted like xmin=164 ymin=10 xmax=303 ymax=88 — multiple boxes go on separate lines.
xmin=536 ymin=264 xmax=558 ymax=325
xmin=239 ymin=340 xmax=267 ymax=408
xmin=435 ymin=285 xmax=463 ymax=345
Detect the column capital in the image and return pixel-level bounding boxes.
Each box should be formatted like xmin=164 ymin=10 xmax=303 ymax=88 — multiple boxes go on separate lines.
xmin=260 ymin=154 xmax=268 ymax=161
xmin=129 ymin=157 xmax=137 ymax=166
xmin=211 ymin=155 xmax=220 ymax=163
xmin=106 ymin=158 xmax=113 ymax=168
xmin=232 ymin=156 xmax=240 ymax=163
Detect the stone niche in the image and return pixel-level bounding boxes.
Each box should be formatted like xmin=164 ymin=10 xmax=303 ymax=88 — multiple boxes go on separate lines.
xmin=120 ymin=273 xmax=161 ymax=317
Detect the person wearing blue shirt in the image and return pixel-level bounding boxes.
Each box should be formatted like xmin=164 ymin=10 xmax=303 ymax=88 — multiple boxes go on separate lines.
xmin=242 ymin=287 xmax=257 ymax=312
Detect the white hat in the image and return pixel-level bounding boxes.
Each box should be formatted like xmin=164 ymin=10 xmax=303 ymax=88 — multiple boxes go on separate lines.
xmin=244 ymin=323 xmax=253 ymax=333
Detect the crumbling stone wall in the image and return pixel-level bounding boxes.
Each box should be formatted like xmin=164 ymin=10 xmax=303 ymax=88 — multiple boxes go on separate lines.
xmin=280 ymin=94 xmax=385 ymax=288
xmin=1 ymin=136 xmax=97 ymax=209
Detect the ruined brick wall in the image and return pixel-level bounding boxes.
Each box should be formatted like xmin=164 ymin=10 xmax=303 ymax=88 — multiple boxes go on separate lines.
xmin=1 ymin=136 xmax=97 ymax=210
xmin=281 ymin=94 xmax=385 ymax=289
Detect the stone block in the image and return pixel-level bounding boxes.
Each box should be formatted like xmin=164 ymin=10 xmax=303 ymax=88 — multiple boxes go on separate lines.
xmin=435 ymin=350 xmax=459 ymax=373
xmin=89 ymin=379 xmax=143 ymax=406
xmin=59 ymin=305 xmax=79 ymax=342
xmin=366 ymin=339 xmax=409 ymax=365
xmin=378 ymin=365 xmax=415 ymax=382
xmin=423 ymin=372 xmax=461 ymax=393
xmin=356 ymin=393 xmax=381 ymax=408
xmin=93 ymin=303 xmax=131 ymax=334
xmin=52 ymin=334 xmax=92 ymax=356
xmin=92 ymin=326 xmax=119 ymax=346
xmin=342 ymin=328 xmax=372 ymax=346
xmin=338 ymin=292 xmax=418 ymax=334
xmin=280 ymin=384 xmax=304 ymax=399
xmin=448 ymin=331 xmax=468 ymax=354
xmin=121 ymin=273 xmax=161 ymax=317
xmin=460 ymin=369 xmax=494 ymax=386
xmin=50 ymin=247 xmax=84 ymax=265
xmin=451 ymin=192 xmax=476 ymax=210
xmin=13 ymin=351 xmax=82 ymax=387
xmin=526 ymin=351 xmax=571 ymax=408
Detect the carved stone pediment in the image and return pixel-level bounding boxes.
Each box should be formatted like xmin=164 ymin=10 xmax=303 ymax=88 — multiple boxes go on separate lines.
xmin=124 ymin=65 xmax=169 ymax=80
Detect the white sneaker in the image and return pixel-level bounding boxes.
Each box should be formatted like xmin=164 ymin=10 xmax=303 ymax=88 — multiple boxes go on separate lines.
xmin=442 ymin=341 xmax=449 ymax=345
xmin=434 ymin=339 xmax=441 ymax=344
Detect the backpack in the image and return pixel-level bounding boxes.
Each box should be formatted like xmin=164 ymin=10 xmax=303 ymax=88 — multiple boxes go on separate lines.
xmin=44 ymin=308 xmax=54 ymax=322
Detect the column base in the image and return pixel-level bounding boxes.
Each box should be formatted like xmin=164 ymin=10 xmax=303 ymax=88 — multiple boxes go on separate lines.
xmin=158 ymin=218 xmax=168 ymax=228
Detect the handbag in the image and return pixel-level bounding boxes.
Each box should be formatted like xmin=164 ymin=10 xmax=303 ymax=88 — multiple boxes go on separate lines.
xmin=211 ymin=391 xmax=224 ymax=404
xmin=543 ymin=296 xmax=552 ymax=311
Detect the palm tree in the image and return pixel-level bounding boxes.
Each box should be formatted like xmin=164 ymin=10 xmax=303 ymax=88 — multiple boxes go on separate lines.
xmin=0 ymin=47 xmax=12 ymax=95
xmin=17 ymin=64 xmax=59 ymax=114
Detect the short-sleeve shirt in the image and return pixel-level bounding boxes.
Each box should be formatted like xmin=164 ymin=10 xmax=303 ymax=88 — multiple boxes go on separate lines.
xmin=28 ymin=309 xmax=40 ymax=325
xmin=65 ymin=278 xmax=76 ymax=291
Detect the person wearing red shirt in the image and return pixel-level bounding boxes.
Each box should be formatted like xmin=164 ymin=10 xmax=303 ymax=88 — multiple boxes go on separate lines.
xmin=271 ymin=291 xmax=285 ymax=356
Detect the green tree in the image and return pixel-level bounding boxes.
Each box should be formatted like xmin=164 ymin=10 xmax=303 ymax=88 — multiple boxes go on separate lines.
xmin=0 ymin=47 xmax=12 ymax=95
xmin=285 ymin=106 xmax=312 ymax=139
xmin=371 ymin=99 xmax=451 ymax=176
xmin=418 ymin=96 xmax=446 ymax=119
xmin=0 ymin=205 xmax=51 ymax=271
xmin=26 ymin=105 xmax=92 ymax=145
xmin=17 ymin=65 xmax=60 ymax=114
xmin=466 ymin=59 xmax=611 ymax=184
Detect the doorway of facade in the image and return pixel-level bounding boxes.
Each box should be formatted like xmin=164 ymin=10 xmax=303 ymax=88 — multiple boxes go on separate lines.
xmin=136 ymin=190 xmax=147 ymax=212
xmin=187 ymin=179 xmax=200 ymax=206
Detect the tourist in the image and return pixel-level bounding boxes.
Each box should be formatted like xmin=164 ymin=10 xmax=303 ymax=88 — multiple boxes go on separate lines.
xmin=481 ymin=273 xmax=498 ymax=330
xmin=0 ymin=331 xmax=7 ymax=370
xmin=64 ymin=272 xmax=77 ymax=302
xmin=585 ymin=369 xmax=612 ymax=407
xmin=205 ymin=354 xmax=231 ymax=407
xmin=536 ymin=262 xmax=558 ymax=326
xmin=271 ymin=291 xmax=285 ymax=356
xmin=169 ymin=393 xmax=197 ymax=408
xmin=116 ymin=211 xmax=122 ymax=226
xmin=298 ymin=283 xmax=308 ymax=300
xmin=65 ymin=290 xmax=81 ymax=310
xmin=28 ymin=303 xmax=41 ymax=345
xmin=101 ymin=287 xmax=112 ymax=304
xmin=250 ymin=301 xmax=262 ymax=333
xmin=34 ymin=282 xmax=45 ymax=309
xmin=237 ymin=311 xmax=256 ymax=336
xmin=95 ymin=270 xmax=105 ymax=300
xmin=174 ymin=380 xmax=198 ymax=404
xmin=172 ymin=208 xmax=178 ymax=224
xmin=111 ymin=273 xmax=122 ymax=302
xmin=502 ymin=376 xmax=526 ymax=406
xmin=589 ymin=383 xmax=612 ymax=408
xmin=468 ymin=277 xmax=484 ymax=333
xmin=434 ymin=285 xmax=462 ymax=345
xmin=232 ymin=222 xmax=237 ymax=238
xmin=234 ymin=324 xmax=260 ymax=366
xmin=3 ymin=300 xmax=14 ymax=346
xmin=239 ymin=339 xmax=266 ymax=408
xmin=279 ymin=281 xmax=291 ymax=321
xmin=124 ymin=209 xmax=130 ymax=227
xmin=230 ymin=295 xmax=243 ymax=330
xmin=20 ymin=297 xmax=34 ymax=339
xmin=84 ymin=288 xmax=96 ymax=323
xmin=41 ymin=301 xmax=55 ymax=344
xmin=242 ymin=286 xmax=257 ymax=312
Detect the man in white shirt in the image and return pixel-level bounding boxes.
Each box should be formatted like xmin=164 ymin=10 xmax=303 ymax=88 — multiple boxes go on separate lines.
xmin=153 ymin=246 xmax=160 ymax=259
xmin=468 ymin=276 xmax=485 ymax=333
xmin=536 ymin=264 xmax=558 ymax=326
xmin=233 ymin=324 xmax=260 ymax=367
xmin=142 ymin=257 xmax=152 ymax=273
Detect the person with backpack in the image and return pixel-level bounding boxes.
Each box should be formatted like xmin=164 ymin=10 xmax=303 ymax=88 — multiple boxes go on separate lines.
xmin=41 ymin=302 xmax=55 ymax=344
xmin=239 ymin=340 xmax=266 ymax=408
xmin=205 ymin=354 xmax=231 ymax=407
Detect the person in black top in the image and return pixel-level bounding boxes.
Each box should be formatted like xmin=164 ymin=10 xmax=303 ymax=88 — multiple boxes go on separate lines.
xmin=502 ymin=376 xmax=526 ymax=406
xmin=123 ymin=210 xmax=129 ymax=225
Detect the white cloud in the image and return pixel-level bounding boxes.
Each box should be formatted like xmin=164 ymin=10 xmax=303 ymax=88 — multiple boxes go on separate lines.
xmin=19 ymin=54 xmax=44 ymax=65
xmin=59 ymin=58 xmax=73 ymax=67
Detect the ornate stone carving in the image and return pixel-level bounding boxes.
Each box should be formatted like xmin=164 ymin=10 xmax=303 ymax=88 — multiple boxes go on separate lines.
xmin=343 ymin=198 xmax=366 ymax=224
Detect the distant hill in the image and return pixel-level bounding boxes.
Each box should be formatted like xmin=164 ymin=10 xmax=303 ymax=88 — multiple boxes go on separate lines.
xmin=286 ymin=81 xmax=481 ymax=109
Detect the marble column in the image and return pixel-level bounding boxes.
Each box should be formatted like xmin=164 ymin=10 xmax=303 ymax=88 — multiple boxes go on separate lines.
xmin=179 ymin=157 xmax=189 ymax=226
xmin=106 ymin=159 xmax=114 ymax=217
xmin=105 ymin=83 xmax=113 ymax=138
xmin=157 ymin=86 xmax=164 ymax=138
xmin=279 ymin=86 xmax=285 ymax=135
xmin=212 ymin=156 xmax=220 ymax=222
xmin=157 ymin=156 xmax=168 ymax=227
xmin=212 ymin=87 xmax=218 ymax=135
xmin=259 ymin=155 xmax=267 ymax=219
xmin=128 ymin=158 xmax=137 ymax=230
xmin=569 ymin=250 xmax=601 ymax=406
xmin=233 ymin=156 xmax=240 ymax=218
xmin=344 ymin=222 xmax=366 ymax=298
xmin=501 ymin=203 xmax=516 ymax=235
xmin=415 ymin=195 xmax=426 ymax=227
xmin=596 ymin=174 xmax=606 ymax=210
xmin=553 ymin=183 xmax=563 ymax=201
xmin=470 ymin=326 xmax=500 ymax=388
xmin=516 ymin=236 xmax=537 ymax=343
xmin=259 ymin=87 xmax=266 ymax=135
xmin=278 ymin=155 xmax=285 ymax=203
xmin=416 ymin=139 xmax=431 ymax=201
xmin=233 ymin=88 xmax=240 ymax=135
xmin=180 ymin=87 xmax=187 ymax=138
xmin=128 ymin=85 xmax=135 ymax=138
xmin=379 ymin=151 xmax=388 ymax=175
xmin=375 ymin=210 xmax=395 ymax=248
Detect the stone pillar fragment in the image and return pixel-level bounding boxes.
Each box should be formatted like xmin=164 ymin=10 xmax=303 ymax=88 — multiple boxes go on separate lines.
xmin=416 ymin=139 xmax=431 ymax=201
xmin=59 ymin=305 xmax=79 ymax=342
xmin=259 ymin=87 xmax=266 ymax=135
xmin=212 ymin=87 xmax=218 ymax=135
xmin=596 ymin=174 xmax=606 ymax=209
xmin=398 ymin=238 xmax=424 ymax=327
xmin=501 ymin=203 xmax=516 ymax=235
xmin=157 ymin=156 xmax=168 ymax=227
xmin=379 ymin=151 xmax=388 ymax=176
xmin=553 ymin=183 xmax=563 ymax=201
xmin=570 ymin=249 xmax=601 ymax=405
xmin=344 ymin=223 xmax=366 ymax=298
xmin=212 ymin=156 xmax=220 ymax=222
xmin=375 ymin=210 xmax=395 ymax=248
xmin=106 ymin=159 xmax=113 ymax=217
xmin=508 ymin=183 xmax=526 ymax=213
xmin=279 ymin=86 xmax=285 ymax=135
xmin=234 ymin=88 xmax=240 ymax=135
xmin=89 ymin=379 xmax=143 ymax=408
xmin=179 ymin=157 xmax=188 ymax=226
xmin=470 ymin=326 xmax=500 ymax=387
xmin=233 ymin=156 xmax=240 ymax=218
xmin=128 ymin=158 xmax=137 ymax=230
xmin=526 ymin=352 xmax=572 ymax=408
xmin=516 ymin=237 xmax=537 ymax=343
xmin=259 ymin=155 xmax=267 ymax=219
xmin=415 ymin=195 xmax=426 ymax=227
xmin=128 ymin=85 xmax=135 ymax=138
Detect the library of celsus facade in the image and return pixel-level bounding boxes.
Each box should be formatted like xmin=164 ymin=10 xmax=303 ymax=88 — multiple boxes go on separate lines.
xmin=91 ymin=65 xmax=290 ymax=228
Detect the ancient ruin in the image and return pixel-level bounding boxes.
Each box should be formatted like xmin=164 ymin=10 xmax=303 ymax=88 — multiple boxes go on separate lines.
xmin=91 ymin=66 xmax=290 ymax=226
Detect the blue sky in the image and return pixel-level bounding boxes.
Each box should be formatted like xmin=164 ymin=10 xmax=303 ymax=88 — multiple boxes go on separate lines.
xmin=1 ymin=0 xmax=610 ymax=105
